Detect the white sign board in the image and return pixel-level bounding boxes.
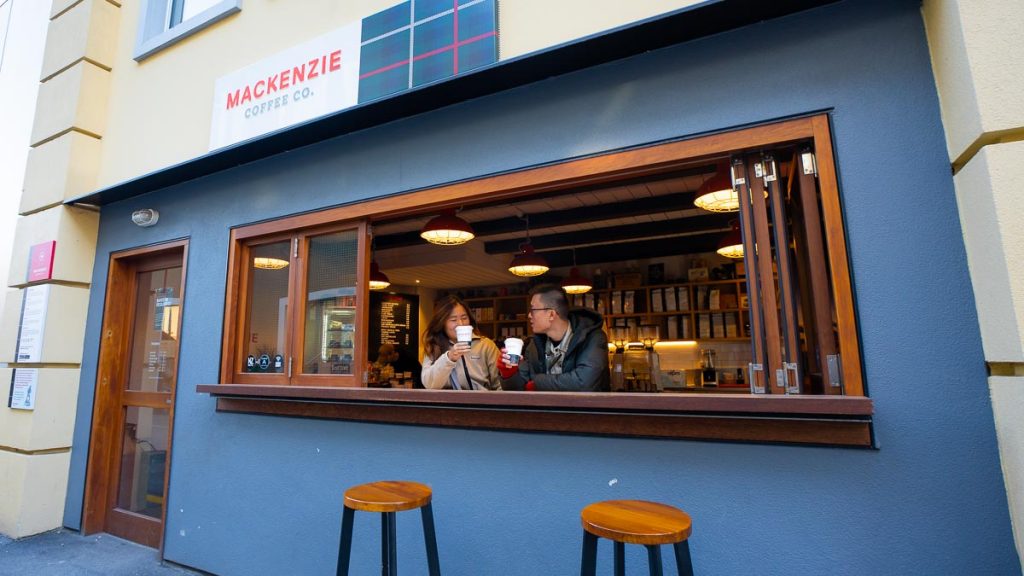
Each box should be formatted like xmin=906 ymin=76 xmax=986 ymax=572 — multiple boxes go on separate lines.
xmin=209 ymin=23 xmax=362 ymax=150
xmin=16 ymin=284 xmax=49 ymax=362
xmin=9 ymin=368 xmax=38 ymax=410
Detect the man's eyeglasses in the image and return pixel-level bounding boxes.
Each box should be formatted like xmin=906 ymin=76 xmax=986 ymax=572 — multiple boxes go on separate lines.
xmin=528 ymin=307 xmax=554 ymax=315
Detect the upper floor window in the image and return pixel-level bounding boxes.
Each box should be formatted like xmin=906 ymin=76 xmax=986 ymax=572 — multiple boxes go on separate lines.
xmin=134 ymin=0 xmax=241 ymax=61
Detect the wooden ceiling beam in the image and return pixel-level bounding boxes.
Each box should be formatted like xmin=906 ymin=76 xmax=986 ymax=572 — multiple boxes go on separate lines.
xmin=484 ymin=213 xmax=733 ymax=254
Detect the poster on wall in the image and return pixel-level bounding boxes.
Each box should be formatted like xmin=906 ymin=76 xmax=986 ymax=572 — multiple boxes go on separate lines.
xmin=8 ymin=368 xmax=38 ymax=410
xmin=16 ymin=284 xmax=49 ymax=363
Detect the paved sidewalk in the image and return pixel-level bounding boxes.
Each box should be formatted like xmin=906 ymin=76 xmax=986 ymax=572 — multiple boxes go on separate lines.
xmin=0 ymin=529 xmax=205 ymax=576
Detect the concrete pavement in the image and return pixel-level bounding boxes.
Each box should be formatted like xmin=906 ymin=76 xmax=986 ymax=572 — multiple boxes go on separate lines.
xmin=0 ymin=529 xmax=205 ymax=575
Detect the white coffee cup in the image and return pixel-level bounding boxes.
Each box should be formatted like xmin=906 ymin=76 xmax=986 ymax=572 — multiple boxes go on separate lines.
xmin=505 ymin=337 xmax=524 ymax=365
xmin=455 ymin=325 xmax=474 ymax=344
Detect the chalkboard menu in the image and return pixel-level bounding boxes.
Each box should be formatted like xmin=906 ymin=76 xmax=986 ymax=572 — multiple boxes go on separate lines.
xmin=369 ymin=291 xmax=419 ymax=371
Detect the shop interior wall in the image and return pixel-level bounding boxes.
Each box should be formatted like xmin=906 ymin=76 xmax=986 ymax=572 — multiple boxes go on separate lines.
xmin=65 ymin=1 xmax=1021 ymax=574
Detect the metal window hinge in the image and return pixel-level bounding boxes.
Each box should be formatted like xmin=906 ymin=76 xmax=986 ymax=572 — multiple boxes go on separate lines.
xmin=827 ymin=354 xmax=843 ymax=391
xmin=784 ymin=362 xmax=801 ymax=394
xmin=762 ymin=155 xmax=777 ymax=183
xmin=749 ymin=363 xmax=766 ymax=394
xmin=801 ymin=151 xmax=818 ymax=177
xmin=287 ymin=357 xmax=293 ymax=378
xmin=363 ymin=371 xmax=369 ymax=384
xmin=730 ymin=161 xmax=745 ymax=187
xmin=293 ymin=238 xmax=299 ymax=258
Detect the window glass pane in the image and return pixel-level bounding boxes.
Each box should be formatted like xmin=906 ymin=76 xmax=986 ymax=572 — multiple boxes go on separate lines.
xmin=116 ymin=407 xmax=168 ymax=519
xmin=181 ymin=0 xmax=220 ymax=22
xmin=304 ymin=230 xmax=358 ymax=375
xmin=127 ymin=266 xmax=182 ymax=392
xmin=245 ymin=241 xmax=290 ymax=373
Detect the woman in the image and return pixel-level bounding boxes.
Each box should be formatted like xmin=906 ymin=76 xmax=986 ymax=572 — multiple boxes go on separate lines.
xmin=421 ymin=295 xmax=501 ymax=390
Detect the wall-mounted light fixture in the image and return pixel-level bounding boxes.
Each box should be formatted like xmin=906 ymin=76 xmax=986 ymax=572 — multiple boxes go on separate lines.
xmin=131 ymin=208 xmax=160 ymax=227
xmin=420 ymin=209 xmax=475 ymax=245
xmin=508 ymin=215 xmax=548 ymax=277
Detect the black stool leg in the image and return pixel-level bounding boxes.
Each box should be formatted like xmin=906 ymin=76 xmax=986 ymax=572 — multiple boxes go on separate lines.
xmin=380 ymin=512 xmax=397 ymax=576
xmin=673 ymin=541 xmax=693 ymax=576
xmin=580 ymin=531 xmax=598 ymax=576
xmin=646 ymin=545 xmax=664 ymax=576
xmin=614 ymin=541 xmax=625 ymax=576
xmin=336 ymin=506 xmax=355 ymax=576
xmin=420 ymin=503 xmax=441 ymax=576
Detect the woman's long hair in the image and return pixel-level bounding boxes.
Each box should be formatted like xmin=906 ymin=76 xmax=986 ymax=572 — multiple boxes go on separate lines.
xmin=422 ymin=295 xmax=479 ymax=361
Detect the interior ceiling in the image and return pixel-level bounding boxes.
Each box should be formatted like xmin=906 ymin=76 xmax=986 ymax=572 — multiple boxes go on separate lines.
xmin=371 ymin=163 xmax=737 ymax=290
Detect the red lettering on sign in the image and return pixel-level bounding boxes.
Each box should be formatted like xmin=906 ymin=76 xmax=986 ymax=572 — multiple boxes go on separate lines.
xmin=224 ymin=47 xmax=345 ymax=110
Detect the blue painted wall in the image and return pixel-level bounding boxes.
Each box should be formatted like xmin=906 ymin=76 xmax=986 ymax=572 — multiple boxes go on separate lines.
xmin=65 ymin=1 xmax=1022 ymax=574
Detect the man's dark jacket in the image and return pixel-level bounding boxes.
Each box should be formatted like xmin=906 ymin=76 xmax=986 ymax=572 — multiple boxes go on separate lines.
xmin=501 ymin=308 xmax=609 ymax=391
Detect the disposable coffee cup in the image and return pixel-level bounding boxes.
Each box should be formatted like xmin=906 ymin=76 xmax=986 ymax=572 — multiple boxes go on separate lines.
xmin=505 ymin=337 xmax=524 ymax=365
xmin=456 ymin=325 xmax=474 ymax=344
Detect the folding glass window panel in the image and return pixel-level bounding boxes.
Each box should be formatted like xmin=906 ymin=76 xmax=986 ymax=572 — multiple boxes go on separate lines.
xmin=302 ymin=230 xmax=359 ymax=376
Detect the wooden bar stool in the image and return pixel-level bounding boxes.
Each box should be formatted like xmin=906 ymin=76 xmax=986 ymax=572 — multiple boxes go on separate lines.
xmin=336 ymin=480 xmax=441 ymax=576
xmin=580 ymin=500 xmax=693 ymax=576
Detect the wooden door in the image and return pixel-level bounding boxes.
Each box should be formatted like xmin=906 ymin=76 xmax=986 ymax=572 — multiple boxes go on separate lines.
xmin=83 ymin=240 xmax=187 ymax=549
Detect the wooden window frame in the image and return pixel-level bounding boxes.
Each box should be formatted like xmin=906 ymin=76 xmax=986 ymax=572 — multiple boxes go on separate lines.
xmin=205 ymin=113 xmax=873 ymax=447
xmin=222 ymin=221 xmax=369 ymax=387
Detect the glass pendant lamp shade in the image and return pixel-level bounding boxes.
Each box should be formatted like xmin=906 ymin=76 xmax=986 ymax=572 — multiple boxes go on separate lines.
xmin=561 ymin=267 xmax=593 ymax=294
xmin=693 ymin=162 xmax=738 ymax=212
xmin=369 ymin=261 xmax=391 ymax=290
xmin=508 ymin=243 xmax=549 ymax=277
xmin=716 ymin=220 xmax=744 ymax=259
xmin=253 ymin=257 xmax=289 ymax=270
xmin=420 ymin=210 xmax=475 ymax=245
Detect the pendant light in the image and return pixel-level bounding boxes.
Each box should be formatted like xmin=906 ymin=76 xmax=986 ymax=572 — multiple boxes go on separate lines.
xmin=716 ymin=219 xmax=744 ymax=259
xmin=368 ymin=228 xmax=391 ymax=290
xmin=508 ymin=215 xmax=549 ymax=277
xmin=561 ymin=249 xmax=592 ymax=294
xmin=369 ymin=261 xmax=391 ymax=290
xmin=420 ymin=209 xmax=475 ymax=245
xmin=693 ymin=161 xmax=738 ymax=213
xmin=253 ymin=257 xmax=289 ymax=270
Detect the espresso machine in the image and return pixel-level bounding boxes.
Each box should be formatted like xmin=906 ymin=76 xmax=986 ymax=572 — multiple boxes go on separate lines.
xmin=609 ymin=325 xmax=661 ymax=392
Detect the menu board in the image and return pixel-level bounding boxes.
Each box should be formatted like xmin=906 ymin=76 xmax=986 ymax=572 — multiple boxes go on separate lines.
xmin=369 ymin=292 xmax=419 ymax=364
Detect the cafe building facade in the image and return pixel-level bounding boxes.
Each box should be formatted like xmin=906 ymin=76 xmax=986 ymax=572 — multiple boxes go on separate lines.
xmin=1 ymin=0 xmax=1022 ymax=574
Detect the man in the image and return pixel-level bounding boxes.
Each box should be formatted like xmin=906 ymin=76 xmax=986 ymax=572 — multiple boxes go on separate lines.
xmin=499 ymin=284 xmax=609 ymax=391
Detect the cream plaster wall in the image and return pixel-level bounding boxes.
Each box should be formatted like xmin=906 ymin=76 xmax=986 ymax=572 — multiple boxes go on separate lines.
xmin=96 ymin=0 xmax=701 ymax=188
xmin=992 ymin=374 xmax=1024 ymax=566
xmin=21 ymin=132 xmax=103 ymax=213
xmin=30 ymin=61 xmax=111 ymax=145
xmin=923 ymin=0 xmax=1024 ymax=160
xmin=498 ymin=0 xmax=702 ymax=59
xmin=954 ymin=141 xmax=1024 ymax=362
xmin=0 ymin=451 xmax=72 ymax=539
xmin=40 ymin=0 xmax=119 ymax=81
xmin=924 ymin=0 xmax=1024 ymax=566
xmin=0 ymin=368 xmax=80 ymax=451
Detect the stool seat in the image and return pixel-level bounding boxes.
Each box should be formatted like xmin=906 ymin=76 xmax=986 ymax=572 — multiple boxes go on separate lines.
xmin=581 ymin=500 xmax=692 ymax=546
xmin=344 ymin=480 xmax=432 ymax=513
